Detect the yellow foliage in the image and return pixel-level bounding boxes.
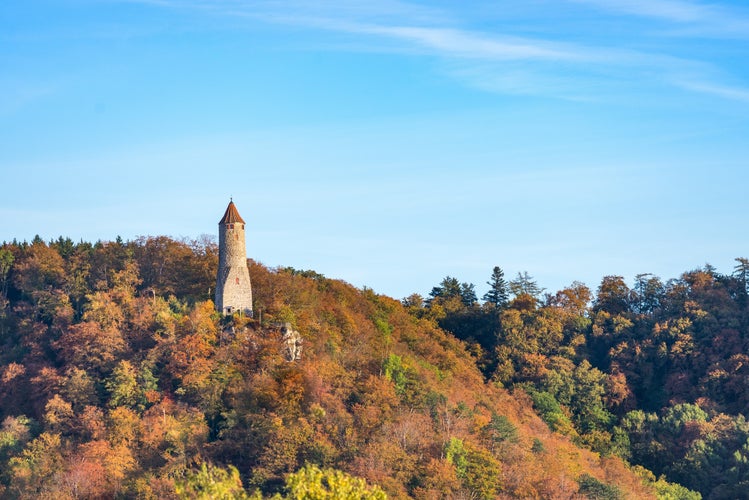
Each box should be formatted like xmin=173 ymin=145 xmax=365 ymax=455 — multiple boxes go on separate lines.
xmin=284 ymin=464 xmax=387 ymax=500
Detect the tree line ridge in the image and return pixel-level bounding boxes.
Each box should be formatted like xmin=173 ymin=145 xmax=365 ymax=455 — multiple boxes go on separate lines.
xmin=1 ymin=235 xmax=746 ymax=498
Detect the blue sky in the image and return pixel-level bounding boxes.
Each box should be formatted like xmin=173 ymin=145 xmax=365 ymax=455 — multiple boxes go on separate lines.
xmin=2 ymin=0 xmax=749 ymax=299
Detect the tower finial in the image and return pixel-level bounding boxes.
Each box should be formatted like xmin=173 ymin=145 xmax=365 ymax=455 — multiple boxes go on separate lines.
xmin=218 ymin=199 xmax=246 ymax=224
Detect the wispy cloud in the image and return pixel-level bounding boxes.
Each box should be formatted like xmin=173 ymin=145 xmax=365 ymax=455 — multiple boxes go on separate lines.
xmin=675 ymin=80 xmax=749 ymax=103
xmin=296 ymin=15 xmax=749 ymax=103
xmin=121 ymin=0 xmax=749 ymax=104
xmin=354 ymin=25 xmax=575 ymax=61
xmin=125 ymin=0 xmax=445 ymax=25
xmin=119 ymin=0 xmax=612 ymax=63
xmin=570 ymin=0 xmax=712 ymax=22
xmin=349 ymin=24 xmax=593 ymax=62
xmin=568 ymin=0 xmax=749 ymax=37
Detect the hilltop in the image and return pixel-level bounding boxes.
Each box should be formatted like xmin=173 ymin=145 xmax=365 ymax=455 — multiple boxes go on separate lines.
xmin=2 ymin=236 xmax=740 ymax=498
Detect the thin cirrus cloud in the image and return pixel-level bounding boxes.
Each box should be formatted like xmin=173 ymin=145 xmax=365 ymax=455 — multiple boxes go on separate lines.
xmin=567 ymin=0 xmax=749 ymax=36
xmin=326 ymin=21 xmax=699 ymax=100
xmin=675 ymin=80 xmax=749 ymax=103
xmin=569 ymin=0 xmax=714 ymax=22
xmin=343 ymin=24 xmax=586 ymax=62
xmin=277 ymin=12 xmax=746 ymax=103
xmin=124 ymin=0 xmax=749 ymax=103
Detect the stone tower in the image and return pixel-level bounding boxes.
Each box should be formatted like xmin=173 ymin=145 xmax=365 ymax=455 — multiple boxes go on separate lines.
xmin=215 ymin=200 xmax=253 ymax=316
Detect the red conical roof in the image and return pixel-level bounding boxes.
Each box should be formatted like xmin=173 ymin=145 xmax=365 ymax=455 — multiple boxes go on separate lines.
xmin=219 ymin=201 xmax=245 ymax=224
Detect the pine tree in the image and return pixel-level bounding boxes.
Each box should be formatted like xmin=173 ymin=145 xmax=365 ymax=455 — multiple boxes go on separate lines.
xmin=460 ymin=282 xmax=478 ymax=306
xmin=429 ymin=276 xmax=462 ymax=301
xmin=483 ymin=266 xmax=509 ymax=307
xmin=733 ymin=257 xmax=749 ymax=295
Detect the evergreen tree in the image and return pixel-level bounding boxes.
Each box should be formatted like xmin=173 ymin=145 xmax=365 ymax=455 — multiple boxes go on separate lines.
xmin=0 ymin=248 xmax=13 ymax=299
xmin=429 ymin=276 xmax=462 ymax=301
xmin=483 ymin=266 xmax=509 ymax=308
xmin=733 ymin=257 xmax=749 ymax=295
xmin=509 ymin=271 xmax=543 ymax=298
xmin=460 ymin=282 xmax=478 ymax=306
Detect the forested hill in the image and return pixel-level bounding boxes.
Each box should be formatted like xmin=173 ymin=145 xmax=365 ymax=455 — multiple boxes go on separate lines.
xmin=0 ymin=237 xmax=733 ymax=498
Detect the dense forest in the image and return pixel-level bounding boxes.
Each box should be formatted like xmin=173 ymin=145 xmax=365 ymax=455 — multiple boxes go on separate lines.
xmin=0 ymin=235 xmax=745 ymax=498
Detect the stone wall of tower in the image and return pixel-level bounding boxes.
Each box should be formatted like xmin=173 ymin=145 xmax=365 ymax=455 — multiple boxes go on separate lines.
xmin=215 ymin=221 xmax=253 ymax=315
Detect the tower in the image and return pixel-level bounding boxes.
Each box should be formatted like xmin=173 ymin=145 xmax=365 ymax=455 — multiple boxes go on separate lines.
xmin=215 ymin=200 xmax=253 ymax=316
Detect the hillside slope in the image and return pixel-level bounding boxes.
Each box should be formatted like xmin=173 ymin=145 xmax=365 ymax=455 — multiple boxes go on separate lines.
xmin=0 ymin=237 xmax=673 ymax=498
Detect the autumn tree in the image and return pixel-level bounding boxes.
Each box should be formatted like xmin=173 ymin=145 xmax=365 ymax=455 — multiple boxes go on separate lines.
xmin=64 ymin=439 xmax=136 ymax=498
xmin=7 ymin=432 xmax=65 ymax=498
xmin=54 ymin=320 xmax=127 ymax=372
xmin=0 ymin=415 xmax=33 ymax=466
xmin=106 ymin=360 xmax=141 ymax=409
xmin=134 ymin=235 xmax=217 ymax=302
xmin=549 ymin=281 xmax=591 ymax=317
xmin=593 ymin=276 xmax=632 ymax=316
xmin=12 ymin=240 xmax=67 ymax=297
xmin=175 ymin=462 xmax=250 ymax=500
xmin=283 ymin=464 xmax=387 ymax=499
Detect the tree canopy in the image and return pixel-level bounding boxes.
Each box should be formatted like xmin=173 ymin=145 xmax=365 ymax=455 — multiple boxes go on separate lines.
xmin=2 ymin=236 xmax=744 ymax=497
